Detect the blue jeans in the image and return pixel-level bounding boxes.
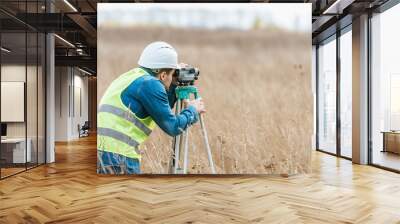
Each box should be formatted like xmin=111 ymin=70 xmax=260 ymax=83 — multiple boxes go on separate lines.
xmin=97 ymin=150 xmax=141 ymax=174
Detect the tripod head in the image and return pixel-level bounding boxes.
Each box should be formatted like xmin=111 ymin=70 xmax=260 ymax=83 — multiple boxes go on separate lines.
xmin=175 ymin=86 xmax=200 ymax=100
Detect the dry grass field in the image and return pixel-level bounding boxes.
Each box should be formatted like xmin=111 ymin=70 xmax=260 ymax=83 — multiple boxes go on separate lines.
xmin=98 ymin=26 xmax=312 ymax=174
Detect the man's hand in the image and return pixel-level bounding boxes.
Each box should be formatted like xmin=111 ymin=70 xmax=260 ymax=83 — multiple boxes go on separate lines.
xmin=183 ymin=98 xmax=206 ymax=114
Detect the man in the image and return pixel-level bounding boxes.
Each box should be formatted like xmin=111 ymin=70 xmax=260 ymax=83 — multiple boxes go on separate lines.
xmin=97 ymin=41 xmax=205 ymax=174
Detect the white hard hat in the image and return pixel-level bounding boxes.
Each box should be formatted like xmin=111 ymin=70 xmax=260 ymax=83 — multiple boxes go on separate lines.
xmin=138 ymin=41 xmax=178 ymax=69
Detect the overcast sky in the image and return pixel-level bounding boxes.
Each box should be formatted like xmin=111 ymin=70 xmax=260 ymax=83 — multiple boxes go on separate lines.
xmin=98 ymin=3 xmax=311 ymax=32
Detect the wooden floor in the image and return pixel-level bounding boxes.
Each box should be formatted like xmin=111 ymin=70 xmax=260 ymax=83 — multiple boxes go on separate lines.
xmin=1 ymin=167 xmax=26 ymax=178
xmin=372 ymin=150 xmax=400 ymax=171
xmin=1 ymin=136 xmax=400 ymax=223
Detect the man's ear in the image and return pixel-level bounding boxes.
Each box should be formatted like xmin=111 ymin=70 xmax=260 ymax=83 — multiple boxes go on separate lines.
xmin=159 ymin=71 xmax=167 ymax=80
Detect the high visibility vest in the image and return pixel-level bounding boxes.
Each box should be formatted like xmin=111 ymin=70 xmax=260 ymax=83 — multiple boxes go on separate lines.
xmin=97 ymin=68 xmax=156 ymax=160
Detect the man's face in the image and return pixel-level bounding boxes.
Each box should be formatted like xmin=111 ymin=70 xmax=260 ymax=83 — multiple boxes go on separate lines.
xmin=160 ymin=69 xmax=176 ymax=90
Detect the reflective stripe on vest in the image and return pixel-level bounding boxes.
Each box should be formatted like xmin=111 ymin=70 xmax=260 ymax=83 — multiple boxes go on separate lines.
xmin=98 ymin=104 xmax=152 ymax=136
xmin=97 ymin=127 xmax=140 ymax=154
xmin=97 ymin=68 xmax=156 ymax=159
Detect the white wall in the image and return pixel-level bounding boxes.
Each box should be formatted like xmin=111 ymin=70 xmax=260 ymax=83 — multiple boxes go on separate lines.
xmin=71 ymin=72 xmax=89 ymax=139
xmin=55 ymin=67 xmax=89 ymax=141
xmin=55 ymin=67 xmax=69 ymax=141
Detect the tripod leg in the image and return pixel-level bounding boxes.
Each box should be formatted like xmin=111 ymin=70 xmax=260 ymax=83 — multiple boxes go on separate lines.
xmin=170 ymin=103 xmax=178 ymax=174
xmin=199 ymin=114 xmax=216 ymax=174
xmin=173 ymin=99 xmax=181 ymax=174
xmin=177 ymin=100 xmax=185 ymax=158
xmin=183 ymin=128 xmax=190 ymax=174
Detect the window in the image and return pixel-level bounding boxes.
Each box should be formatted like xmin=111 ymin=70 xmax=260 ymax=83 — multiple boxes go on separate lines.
xmin=340 ymin=28 xmax=352 ymax=158
xmin=0 ymin=1 xmax=46 ymax=179
xmin=371 ymin=3 xmax=400 ymax=171
xmin=317 ymin=36 xmax=337 ymax=154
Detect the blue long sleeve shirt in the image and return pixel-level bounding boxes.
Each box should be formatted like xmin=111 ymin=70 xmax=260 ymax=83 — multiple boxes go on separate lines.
xmin=120 ymin=68 xmax=199 ymax=137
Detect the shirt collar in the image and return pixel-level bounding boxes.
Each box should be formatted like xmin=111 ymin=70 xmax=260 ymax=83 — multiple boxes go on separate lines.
xmin=139 ymin=66 xmax=157 ymax=76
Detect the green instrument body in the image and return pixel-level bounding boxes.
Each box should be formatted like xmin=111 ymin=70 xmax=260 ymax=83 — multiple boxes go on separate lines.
xmin=175 ymin=86 xmax=200 ymax=100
